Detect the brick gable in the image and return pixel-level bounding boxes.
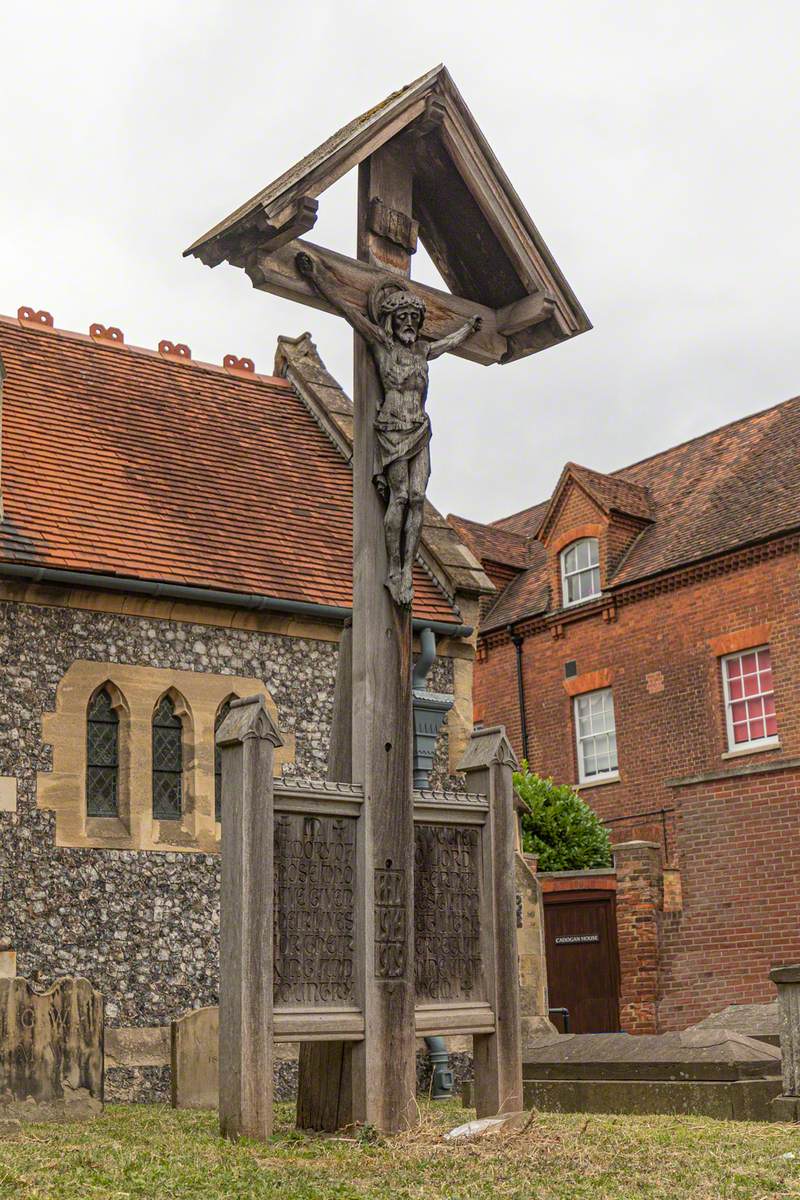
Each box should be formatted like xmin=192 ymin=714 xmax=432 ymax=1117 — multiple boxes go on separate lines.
xmin=466 ymin=395 xmax=800 ymax=631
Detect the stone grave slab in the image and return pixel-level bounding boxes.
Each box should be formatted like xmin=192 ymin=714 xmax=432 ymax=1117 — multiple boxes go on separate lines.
xmin=463 ymin=1030 xmax=783 ymax=1121
xmin=0 ymin=977 xmax=103 ymax=1121
xmin=689 ymin=1002 xmax=780 ymax=1047
xmin=521 ymin=1029 xmax=782 ymax=1081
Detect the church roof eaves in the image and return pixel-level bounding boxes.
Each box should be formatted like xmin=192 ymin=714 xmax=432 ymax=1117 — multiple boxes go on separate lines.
xmin=0 ymin=311 xmax=463 ymax=627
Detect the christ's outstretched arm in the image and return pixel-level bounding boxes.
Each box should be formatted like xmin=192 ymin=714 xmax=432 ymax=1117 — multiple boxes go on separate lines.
xmin=426 ymin=314 xmax=482 ymax=361
xmin=296 ymin=252 xmax=386 ymax=348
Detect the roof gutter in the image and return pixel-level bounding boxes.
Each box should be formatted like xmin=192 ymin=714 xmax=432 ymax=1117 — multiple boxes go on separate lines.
xmin=0 ymin=562 xmax=473 ymax=640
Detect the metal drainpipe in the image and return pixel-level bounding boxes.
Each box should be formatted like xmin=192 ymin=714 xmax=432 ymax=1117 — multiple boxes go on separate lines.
xmin=509 ymin=626 xmax=529 ymax=763
xmin=413 ymin=626 xmax=456 ymax=1100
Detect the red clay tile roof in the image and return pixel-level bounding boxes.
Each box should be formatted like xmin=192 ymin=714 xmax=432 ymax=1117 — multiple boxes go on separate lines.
xmin=0 ymin=314 xmax=459 ymax=623
xmin=491 ymin=499 xmax=549 ymax=540
xmin=446 ymin=514 xmax=531 ymax=570
xmin=549 ymin=463 xmax=654 ymax=530
xmin=474 ymin=395 xmax=800 ymax=630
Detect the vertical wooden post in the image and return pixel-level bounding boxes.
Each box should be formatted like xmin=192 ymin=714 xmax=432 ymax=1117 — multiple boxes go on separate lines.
xmin=350 ymin=138 xmax=417 ymax=1133
xmin=460 ymin=726 xmax=523 ymax=1117
xmin=216 ymin=695 xmax=283 ymax=1141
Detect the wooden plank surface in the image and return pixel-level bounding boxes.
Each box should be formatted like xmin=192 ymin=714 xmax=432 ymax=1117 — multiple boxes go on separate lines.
xmin=245 ymin=239 xmax=506 ymax=366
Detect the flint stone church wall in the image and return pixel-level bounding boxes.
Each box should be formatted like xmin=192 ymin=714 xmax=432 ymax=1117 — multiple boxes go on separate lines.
xmin=0 ymin=598 xmax=456 ymax=1101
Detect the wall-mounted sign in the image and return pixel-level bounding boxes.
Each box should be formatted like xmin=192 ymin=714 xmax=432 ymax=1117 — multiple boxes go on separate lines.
xmin=555 ymin=934 xmax=600 ymax=945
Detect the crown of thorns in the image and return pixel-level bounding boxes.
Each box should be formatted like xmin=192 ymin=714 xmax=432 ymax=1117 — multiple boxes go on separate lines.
xmin=380 ymin=291 xmax=425 ymax=317
xmin=368 ymin=278 xmax=426 ymax=325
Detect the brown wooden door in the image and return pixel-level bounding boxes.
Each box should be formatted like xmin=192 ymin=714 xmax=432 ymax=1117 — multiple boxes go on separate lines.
xmin=543 ymin=890 xmax=620 ymax=1033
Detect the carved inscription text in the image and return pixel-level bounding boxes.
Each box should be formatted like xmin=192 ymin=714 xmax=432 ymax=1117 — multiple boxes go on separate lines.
xmin=414 ymin=825 xmax=482 ymax=1002
xmin=374 ymin=866 xmax=407 ymax=979
xmin=273 ymin=815 xmax=356 ymax=1006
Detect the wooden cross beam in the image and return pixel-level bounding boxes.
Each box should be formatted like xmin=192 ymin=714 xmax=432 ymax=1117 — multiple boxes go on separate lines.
xmin=245 ymin=239 xmax=557 ymax=367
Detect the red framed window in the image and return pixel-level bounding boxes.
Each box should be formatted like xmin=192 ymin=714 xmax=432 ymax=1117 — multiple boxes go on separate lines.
xmin=721 ymin=646 xmax=778 ymax=750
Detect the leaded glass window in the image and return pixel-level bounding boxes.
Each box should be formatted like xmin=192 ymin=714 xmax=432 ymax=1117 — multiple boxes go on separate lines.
xmin=214 ymin=700 xmax=232 ymax=823
xmin=152 ymin=695 xmax=183 ymax=820
xmin=86 ymin=688 xmax=119 ymax=817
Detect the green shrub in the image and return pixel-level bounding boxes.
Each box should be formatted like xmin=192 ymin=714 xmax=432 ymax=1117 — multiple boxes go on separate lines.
xmin=513 ymin=763 xmax=612 ymax=872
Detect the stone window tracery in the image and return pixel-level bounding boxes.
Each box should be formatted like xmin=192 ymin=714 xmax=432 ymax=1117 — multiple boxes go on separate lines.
xmin=152 ymin=694 xmax=185 ymax=820
xmin=39 ymin=661 xmax=294 ymax=852
xmin=86 ymin=687 xmax=120 ymax=817
xmin=214 ymin=697 xmax=235 ymax=823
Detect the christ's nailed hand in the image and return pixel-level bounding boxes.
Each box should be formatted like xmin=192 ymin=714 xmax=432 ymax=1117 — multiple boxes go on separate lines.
xmin=471 ymin=315 xmax=483 ymax=333
xmin=296 ymin=252 xmax=315 ymax=277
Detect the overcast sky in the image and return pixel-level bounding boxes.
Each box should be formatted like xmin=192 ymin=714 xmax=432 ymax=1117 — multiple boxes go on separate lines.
xmin=2 ymin=1 xmax=798 ymax=524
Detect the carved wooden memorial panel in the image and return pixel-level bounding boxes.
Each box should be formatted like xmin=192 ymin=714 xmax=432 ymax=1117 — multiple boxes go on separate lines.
xmin=273 ymin=814 xmax=356 ymax=1006
xmin=414 ymin=824 xmax=483 ymax=1002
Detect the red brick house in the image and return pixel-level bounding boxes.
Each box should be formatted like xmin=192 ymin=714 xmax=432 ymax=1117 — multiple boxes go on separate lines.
xmin=450 ymin=396 xmax=800 ymax=1034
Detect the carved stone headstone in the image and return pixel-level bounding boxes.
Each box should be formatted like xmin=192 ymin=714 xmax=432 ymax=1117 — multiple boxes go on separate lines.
xmin=171 ymin=1006 xmax=219 ymax=1110
xmin=0 ymin=977 xmax=103 ymax=1121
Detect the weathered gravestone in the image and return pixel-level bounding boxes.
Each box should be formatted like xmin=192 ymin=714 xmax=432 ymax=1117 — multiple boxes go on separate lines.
xmin=0 ymin=977 xmax=103 ymax=1121
xmin=190 ymin=65 xmax=589 ymax=1136
xmin=171 ymin=1006 xmax=219 ymax=1110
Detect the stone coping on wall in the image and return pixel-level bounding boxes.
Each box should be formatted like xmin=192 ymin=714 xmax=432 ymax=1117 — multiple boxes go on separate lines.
xmin=667 ymin=756 xmax=800 ymax=789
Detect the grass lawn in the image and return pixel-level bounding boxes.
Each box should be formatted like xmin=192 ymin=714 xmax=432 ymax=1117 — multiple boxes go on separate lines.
xmin=0 ymin=1101 xmax=798 ymax=1200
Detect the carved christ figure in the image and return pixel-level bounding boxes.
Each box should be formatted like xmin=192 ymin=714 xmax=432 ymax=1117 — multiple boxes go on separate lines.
xmin=296 ymin=251 xmax=481 ymax=607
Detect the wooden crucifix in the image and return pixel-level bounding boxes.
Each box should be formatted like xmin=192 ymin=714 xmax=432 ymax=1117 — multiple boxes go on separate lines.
xmin=186 ymin=65 xmax=589 ymax=1135
xmin=296 ymin=248 xmax=480 ymax=606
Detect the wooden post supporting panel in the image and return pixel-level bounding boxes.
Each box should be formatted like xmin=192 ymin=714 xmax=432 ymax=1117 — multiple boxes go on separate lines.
xmin=460 ymin=726 xmax=523 ymax=1117
xmin=216 ymin=695 xmax=283 ymax=1141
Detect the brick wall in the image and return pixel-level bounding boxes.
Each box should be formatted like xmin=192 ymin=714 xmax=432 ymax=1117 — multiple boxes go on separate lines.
xmin=658 ymin=763 xmax=800 ymax=1030
xmin=614 ymin=841 xmax=662 ymax=1034
xmin=475 ymin=547 xmax=800 ymax=1027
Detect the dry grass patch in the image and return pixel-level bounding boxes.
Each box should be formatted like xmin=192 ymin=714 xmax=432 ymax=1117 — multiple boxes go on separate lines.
xmin=0 ymin=1101 xmax=798 ymax=1199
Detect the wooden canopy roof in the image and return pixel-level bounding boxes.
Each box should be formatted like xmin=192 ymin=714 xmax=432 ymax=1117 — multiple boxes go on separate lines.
xmin=184 ymin=66 xmax=590 ymax=366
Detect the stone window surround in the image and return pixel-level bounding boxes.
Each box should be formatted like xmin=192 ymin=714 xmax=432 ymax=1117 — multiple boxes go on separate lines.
xmin=37 ymin=661 xmax=295 ymax=853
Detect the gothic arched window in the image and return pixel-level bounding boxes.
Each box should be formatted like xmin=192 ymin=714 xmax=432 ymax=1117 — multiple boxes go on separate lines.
xmin=214 ymin=699 xmax=233 ymax=823
xmin=86 ymin=688 xmax=119 ymax=817
xmin=152 ymin=695 xmax=183 ymax=820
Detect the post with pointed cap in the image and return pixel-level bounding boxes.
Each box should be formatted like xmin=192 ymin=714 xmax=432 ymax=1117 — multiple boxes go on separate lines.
xmin=769 ymin=964 xmax=800 ymax=1121
xmin=459 ymin=726 xmax=523 ymax=1117
xmin=216 ymin=694 xmax=284 ymax=1141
